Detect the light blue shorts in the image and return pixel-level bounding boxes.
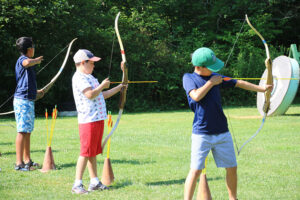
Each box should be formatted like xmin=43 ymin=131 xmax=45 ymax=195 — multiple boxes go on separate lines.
xmin=13 ymin=98 xmax=35 ymax=133
xmin=190 ymin=131 xmax=237 ymax=170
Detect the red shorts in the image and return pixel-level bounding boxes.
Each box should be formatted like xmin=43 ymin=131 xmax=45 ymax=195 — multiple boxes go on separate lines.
xmin=79 ymin=120 xmax=104 ymax=157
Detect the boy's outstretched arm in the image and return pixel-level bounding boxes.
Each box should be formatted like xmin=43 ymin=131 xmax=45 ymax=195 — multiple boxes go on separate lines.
xmin=22 ymin=56 xmax=43 ymax=68
xmin=235 ymin=80 xmax=273 ymax=93
xmin=102 ymin=84 xmax=126 ymax=99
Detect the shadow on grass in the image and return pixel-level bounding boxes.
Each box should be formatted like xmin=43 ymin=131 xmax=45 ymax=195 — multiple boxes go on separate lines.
xmin=56 ymin=162 xmax=77 ymax=169
xmin=98 ymin=159 xmax=155 ymax=165
xmin=0 ymin=142 xmax=13 ymax=145
xmin=283 ymin=114 xmax=300 ymax=117
xmin=110 ymin=180 xmax=133 ymax=190
xmin=205 ymin=176 xmax=223 ymax=181
xmin=146 ymin=176 xmax=223 ymax=186
xmin=146 ymin=178 xmax=186 ymax=186
xmin=1 ymin=149 xmax=59 ymax=156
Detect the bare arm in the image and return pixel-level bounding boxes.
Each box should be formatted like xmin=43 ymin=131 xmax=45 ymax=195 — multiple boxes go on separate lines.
xmin=235 ymin=80 xmax=272 ymax=92
xmin=102 ymin=84 xmax=124 ymax=99
xmin=83 ymin=78 xmax=110 ymax=99
xmin=22 ymin=56 xmax=43 ymax=68
xmin=189 ymin=75 xmax=222 ymax=102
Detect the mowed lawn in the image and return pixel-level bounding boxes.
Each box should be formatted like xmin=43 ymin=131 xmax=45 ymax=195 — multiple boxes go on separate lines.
xmin=0 ymin=106 xmax=299 ymax=200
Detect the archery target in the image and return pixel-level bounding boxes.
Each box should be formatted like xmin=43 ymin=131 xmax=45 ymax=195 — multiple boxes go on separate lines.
xmin=257 ymin=56 xmax=299 ymax=116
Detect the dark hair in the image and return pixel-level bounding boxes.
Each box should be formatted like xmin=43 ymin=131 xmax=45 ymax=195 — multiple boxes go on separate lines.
xmin=16 ymin=37 xmax=34 ymax=55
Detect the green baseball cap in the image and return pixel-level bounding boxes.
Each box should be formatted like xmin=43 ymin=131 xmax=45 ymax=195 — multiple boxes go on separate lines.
xmin=192 ymin=47 xmax=224 ymax=72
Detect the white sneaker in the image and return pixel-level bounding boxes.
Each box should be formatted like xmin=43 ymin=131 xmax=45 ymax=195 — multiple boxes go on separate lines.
xmin=88 ymin=182 xmax=109 ymax=191
xmin=72 ymin=184 xmax=88 ymax=194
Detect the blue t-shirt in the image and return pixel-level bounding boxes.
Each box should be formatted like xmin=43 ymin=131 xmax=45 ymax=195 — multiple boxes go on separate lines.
xmin=182 ymin=72 xmax=237 ymax=135
xmin=14 ymin=55 xmax=37 ymax=100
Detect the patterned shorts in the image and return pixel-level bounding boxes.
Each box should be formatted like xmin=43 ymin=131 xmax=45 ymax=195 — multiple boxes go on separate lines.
xmin=13 ymin=98 xmax=35 ymax=133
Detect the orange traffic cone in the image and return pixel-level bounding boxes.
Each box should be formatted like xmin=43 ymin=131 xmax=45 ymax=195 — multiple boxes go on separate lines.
xmin=101 ymin=157 xmax=114 ymax=185
xmin=40 ymin=146 xmax=56 ymax=173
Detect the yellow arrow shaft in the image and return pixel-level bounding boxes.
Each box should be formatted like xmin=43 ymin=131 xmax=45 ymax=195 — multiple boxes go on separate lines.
xmin=111 ymin=81 xmax=158 ymax=84
xmin=225 ymin=77 xmax=298 ymax=80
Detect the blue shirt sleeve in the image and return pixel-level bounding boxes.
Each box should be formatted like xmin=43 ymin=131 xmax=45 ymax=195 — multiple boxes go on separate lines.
xmin=183 ymin=73 xmax=197 ymax=96
xmin=221 ymin=75 xmax=237 ymax=88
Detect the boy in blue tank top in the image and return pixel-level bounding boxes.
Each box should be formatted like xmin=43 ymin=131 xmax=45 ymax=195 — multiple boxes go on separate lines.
xmin=183 ymin=47 xmax=273 ymax=200
xmin=14 ymin=37 xmax=44 ymax=171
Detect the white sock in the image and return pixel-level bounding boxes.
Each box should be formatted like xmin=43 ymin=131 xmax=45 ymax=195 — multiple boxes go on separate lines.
xmin=90 ymin=177 xmax=100 ymax=185
xmin=74 ymin=179 xmax=82 ymax=187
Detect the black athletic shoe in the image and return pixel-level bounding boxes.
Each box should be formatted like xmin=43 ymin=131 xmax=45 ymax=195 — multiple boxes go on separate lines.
xmin=24 ymin=159 xmax=39 ymax=170
xmin=15 ymin=163 xmax=29 ymax=171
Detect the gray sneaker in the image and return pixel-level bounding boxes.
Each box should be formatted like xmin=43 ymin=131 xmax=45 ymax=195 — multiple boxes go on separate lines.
xmin=72 ymin=184 xmax=88 ymax=194
xmin=88 ymin=182 xmax=109 ymax=191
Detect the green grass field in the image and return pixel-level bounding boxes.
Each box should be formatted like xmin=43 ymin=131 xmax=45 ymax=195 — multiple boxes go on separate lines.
xmin=0 ymin=106 xmax=299 ymax=199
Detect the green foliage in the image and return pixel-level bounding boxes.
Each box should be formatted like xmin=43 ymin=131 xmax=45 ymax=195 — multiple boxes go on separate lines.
xmin=0 ymin=0 xmax=299 ymax=113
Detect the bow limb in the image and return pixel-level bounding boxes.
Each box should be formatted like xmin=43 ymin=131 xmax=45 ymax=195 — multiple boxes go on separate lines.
xmin=245 ymin=15 xmax=273 ymax=113
xmin=115 ymin=12 xmax=128 ymax=109
xmin=102 ymin=12 xmax=128 ymax=149
xmin=38 ymin=38 xmax=77 ymax=97
xmin=238 ymin=15 xmax=273 ymax=155
xmin=0 ymin=110 xmax=15 ymax=116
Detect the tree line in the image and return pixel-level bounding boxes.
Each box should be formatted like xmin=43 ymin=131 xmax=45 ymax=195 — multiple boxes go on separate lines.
xmin=0 ymin=0 xmax=299 ymax=114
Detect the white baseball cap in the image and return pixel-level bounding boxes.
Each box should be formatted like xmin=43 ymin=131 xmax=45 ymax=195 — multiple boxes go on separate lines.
xmin=73 ymin=49 xmax=101 ymax=63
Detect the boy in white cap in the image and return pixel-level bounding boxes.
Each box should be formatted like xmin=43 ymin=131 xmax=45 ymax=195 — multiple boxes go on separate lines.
xmin=71 ymin=49 xmax=127 ymax=194
xmin=182 ymin=47 xmax=273 ymax=200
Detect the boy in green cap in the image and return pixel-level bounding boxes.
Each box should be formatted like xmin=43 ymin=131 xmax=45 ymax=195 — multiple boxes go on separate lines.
xmin=182 ymin=47 xmax=273 ymax=200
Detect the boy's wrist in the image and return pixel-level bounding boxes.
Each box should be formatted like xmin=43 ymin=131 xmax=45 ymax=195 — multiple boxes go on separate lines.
xmin=206 ymin=80 xmax=214 ymax=87
xmin=34 ymin=58 xmax=40 ymax=64
xmin=119 ymin=84 xmax=123 ymax=90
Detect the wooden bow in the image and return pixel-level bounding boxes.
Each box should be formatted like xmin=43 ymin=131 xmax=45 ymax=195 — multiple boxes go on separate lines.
xmin=238 ymin=15 xmax=273 ymax=154
xmin=39 ymin=38 xmax=77 ymax=95
xmin=102 ymin=12 xmax=128 ymax=148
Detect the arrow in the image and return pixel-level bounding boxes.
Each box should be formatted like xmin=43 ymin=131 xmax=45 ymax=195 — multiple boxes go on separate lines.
xmin=223 ymin=77 xmax=298 ymax=81
xmin=111 ymin=81 xmax=158 ymax=84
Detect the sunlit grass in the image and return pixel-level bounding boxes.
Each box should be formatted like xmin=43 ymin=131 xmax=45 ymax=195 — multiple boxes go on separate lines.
xmin=0 ymin=106 xmax=299 ymax=199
